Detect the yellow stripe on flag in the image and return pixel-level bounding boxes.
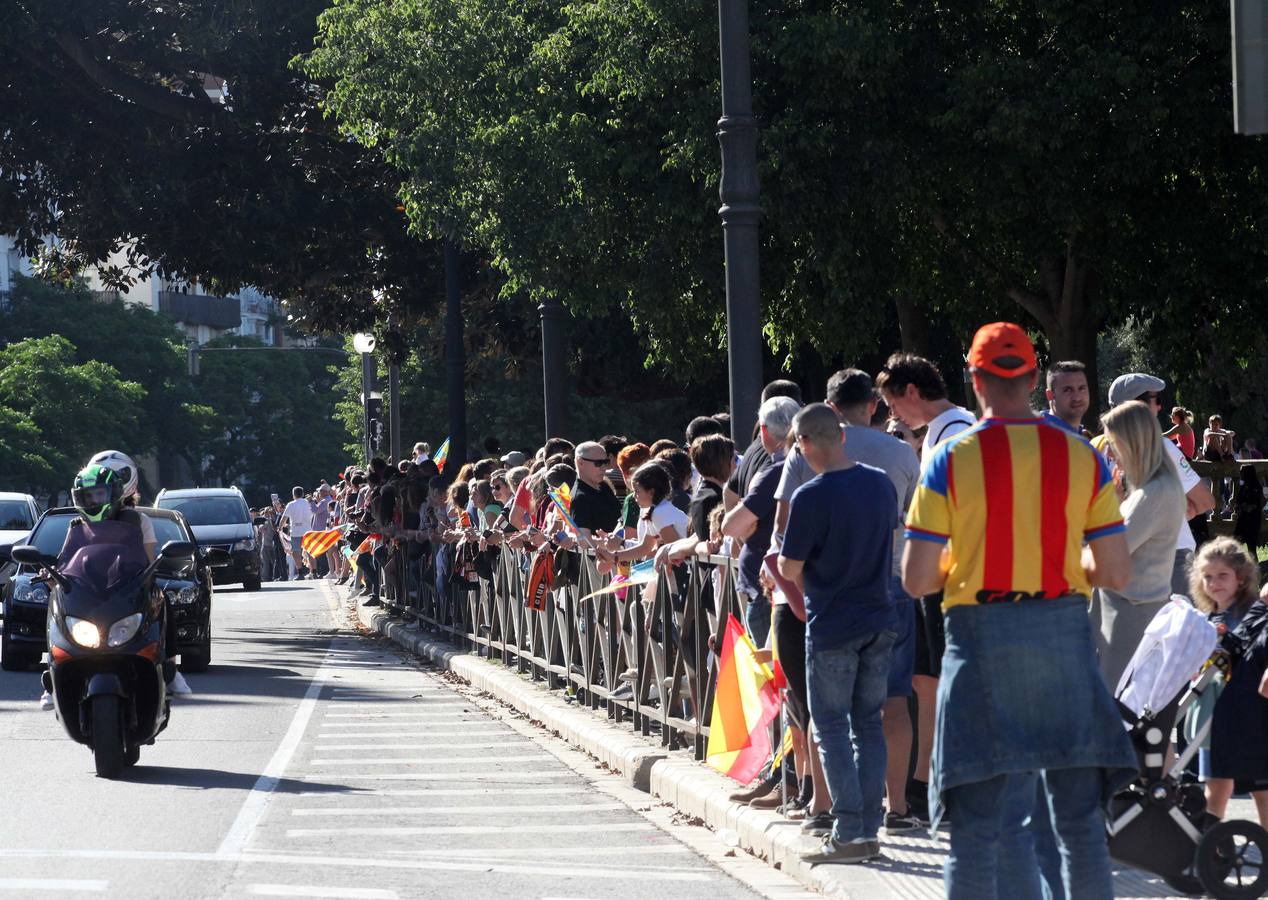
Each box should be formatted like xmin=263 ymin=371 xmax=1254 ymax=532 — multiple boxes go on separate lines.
xmin=706 ymin=614 xmax=781 ymax=783
xmin=301 ymin=529 xmax=342 ymax=557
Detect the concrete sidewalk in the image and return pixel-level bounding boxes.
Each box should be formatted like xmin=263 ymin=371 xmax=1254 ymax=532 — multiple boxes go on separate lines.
xmin=344 ymin=590 xmax=1195 ymax=899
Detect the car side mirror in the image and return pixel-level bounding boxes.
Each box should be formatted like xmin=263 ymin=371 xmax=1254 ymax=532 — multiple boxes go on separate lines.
xmin=159 ymin=540 xmax=195 ymax=560
xmin=10 ymin=544 xmax=56 ymax=568
xmin=201 ymin=547 xmax=233 ymax=568
xmin=253 ymin=516 xmax=268 ymax=527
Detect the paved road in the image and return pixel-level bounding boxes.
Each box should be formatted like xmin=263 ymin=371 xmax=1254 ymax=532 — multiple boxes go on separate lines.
xmin=0 ymin=578 xmax=797 ymax=900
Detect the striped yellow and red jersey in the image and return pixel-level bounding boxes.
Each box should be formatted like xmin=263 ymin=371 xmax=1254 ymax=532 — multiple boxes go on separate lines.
xmin=905 ymin=417 xmax=1125 ymax=610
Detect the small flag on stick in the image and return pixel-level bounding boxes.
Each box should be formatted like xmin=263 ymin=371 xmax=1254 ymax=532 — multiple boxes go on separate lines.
xmin=705 ymin=614 xmax=781 ymax=783
xmin=434 ymin=437 xmax=451 ymax=473
xmin=301 ymin=529 xmax=342 ymax=558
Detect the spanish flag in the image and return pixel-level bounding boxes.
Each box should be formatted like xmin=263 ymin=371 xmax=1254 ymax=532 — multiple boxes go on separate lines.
xmin=301 ymin=528 xmax=342 ymax=558
xmin=706 ymin=614 xmax=781 ymax=783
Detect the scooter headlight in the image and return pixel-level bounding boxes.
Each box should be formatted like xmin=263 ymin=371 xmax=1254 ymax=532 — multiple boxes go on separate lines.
xmin=107 ymin=613 xmax=144 ymax=648
xmin=66 ymin=616 xmax=101 ymax=649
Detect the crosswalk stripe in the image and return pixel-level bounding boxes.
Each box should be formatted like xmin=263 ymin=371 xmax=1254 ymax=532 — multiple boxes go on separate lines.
xmin=247 ymin=887 xmax=397 ymax=899
xmin=314 ymin=731 xmax=506 ymax=739
xmin=0 ymin=879 xmax=107 ymax=893
xmin=324 ymin=710 xmax=466 ymax=717
xmin=312 ymin=742 xmax=530 ymax=751
xmin=291 ymin=803 xmax=625 ymax=817
xmin=309 ymin=754 xmax=553 ymax=766
xmin=287 ymin=823 xmax=656 ymax=838
xmin=295 ymin=787 xmax=593 ymax=798
xmin=296 ymin=772 xmax=576 ymax=782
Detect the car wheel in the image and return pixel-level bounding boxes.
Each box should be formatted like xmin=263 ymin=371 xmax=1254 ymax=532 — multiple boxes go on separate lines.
xmin=180 ymin=635 xmax=211 ymax=673
xmin=243 ymin=574 xmax=262 ymax=592
xmin=1 ymin=628 xmax=32 ymax=672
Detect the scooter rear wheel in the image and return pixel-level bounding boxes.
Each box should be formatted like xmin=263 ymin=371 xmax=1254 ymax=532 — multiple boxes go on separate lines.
xmin=90 ymin=694 xmax=125 ymax=779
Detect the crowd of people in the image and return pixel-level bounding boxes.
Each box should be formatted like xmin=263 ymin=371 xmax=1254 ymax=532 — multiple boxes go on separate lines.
xmin=269 ymin=321 xmax=1268 ymax=899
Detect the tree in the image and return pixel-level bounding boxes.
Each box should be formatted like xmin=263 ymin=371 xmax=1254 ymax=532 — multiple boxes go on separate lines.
xmin=0 ymin=407 xmax=54 ymax=494
xmin=304 ymin=0 xmax=1268 ymax=421
xmin=193 ymin=336 xmax=349 ymax=504
xmin=0 ymin=336 xmax=145 ymax=494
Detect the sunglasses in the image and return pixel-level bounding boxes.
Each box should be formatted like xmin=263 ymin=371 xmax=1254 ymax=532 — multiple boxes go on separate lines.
xmin=580 ymin=456 xmax=607 ymax=465
xmin=1141 ymin=392 xmax=1160 ymax=402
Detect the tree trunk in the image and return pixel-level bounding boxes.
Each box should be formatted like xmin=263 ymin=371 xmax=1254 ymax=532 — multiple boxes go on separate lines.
xmin=893 ymin=294 xmax=932 ymax=357
xmin=443 ymin=240 xmax=467 ymax=467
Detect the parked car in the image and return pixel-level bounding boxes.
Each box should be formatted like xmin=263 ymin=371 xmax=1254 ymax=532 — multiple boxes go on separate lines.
xmin=0 ymin=506 xmax=227 ymax=672
xmin=0 ymin=492 xmax=39 ymax=547
xmin=154 ymin=486 xmax=262 ymax=591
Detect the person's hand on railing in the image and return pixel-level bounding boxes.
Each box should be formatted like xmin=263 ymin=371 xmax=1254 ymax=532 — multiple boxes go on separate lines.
xmin=655 ymin=535 xmax=698 ymax=571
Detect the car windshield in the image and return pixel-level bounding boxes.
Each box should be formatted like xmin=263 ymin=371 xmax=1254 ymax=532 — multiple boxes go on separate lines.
xmin=0 ymin=500 xmax=34 ymax=531
xmin=147 ymin=516 xmax=189 ymax=546
xmin=28 ymin=514 xmax=74 ymax=558
xmin=158 ymin=497 xmax=248 ymax=527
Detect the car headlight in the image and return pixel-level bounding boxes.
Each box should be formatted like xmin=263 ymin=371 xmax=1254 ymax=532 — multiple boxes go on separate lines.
xmin=66 ymin=616 xmax=101 ymax=649
xmin=232 ymin=538 xmax=255 ymax=552
xmin=107 ymin=613 xmax=143 ymax=648
xmin=164 ymin=585 xmax=201 ymax=606
xmin=13 ymin=581 xmax=49 ymax=604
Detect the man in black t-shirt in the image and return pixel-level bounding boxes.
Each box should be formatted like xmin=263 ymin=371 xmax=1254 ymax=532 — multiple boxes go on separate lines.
xmin=570 ymin=441 xmax=621 ymax=535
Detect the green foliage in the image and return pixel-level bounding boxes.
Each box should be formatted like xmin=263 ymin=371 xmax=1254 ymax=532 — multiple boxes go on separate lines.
xmin=0 ymin=406 xmax=54 ymax=493
xmin=0 ymin=335 xmax=145 ymax=494
xmin=195 ymin=335 xmax=350 ymax=505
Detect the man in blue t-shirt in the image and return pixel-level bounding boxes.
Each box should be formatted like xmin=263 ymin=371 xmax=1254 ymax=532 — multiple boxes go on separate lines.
xmin=779 ymin=403 xmax=898 ymax=865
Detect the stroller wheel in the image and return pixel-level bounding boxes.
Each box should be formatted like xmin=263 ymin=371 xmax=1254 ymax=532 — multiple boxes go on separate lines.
xmin=1197 ymin=819 xmax=1268 ymax=900
xmin=1163 ymin=868 xmax=1205 ymax=896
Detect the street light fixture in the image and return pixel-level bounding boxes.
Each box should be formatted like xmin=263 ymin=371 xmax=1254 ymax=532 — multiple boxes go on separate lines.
xmin=353 ymin=331 xmax=379 ymax=462
xmin=717 ymin=0 xmax=763 ymax=446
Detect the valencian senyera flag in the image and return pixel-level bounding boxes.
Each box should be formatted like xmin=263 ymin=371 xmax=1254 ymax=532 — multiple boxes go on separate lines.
xmin=706 ymin=614 xmax=781 ymax=783
xmin=301 ymin=528 xmax=342 ymax=558
xmin=433 ymin=437 xmax=451 ymax=473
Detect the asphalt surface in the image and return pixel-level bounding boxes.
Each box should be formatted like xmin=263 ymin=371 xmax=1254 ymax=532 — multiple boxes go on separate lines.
xmin=0 ymin=577 xmax=785 ymax=900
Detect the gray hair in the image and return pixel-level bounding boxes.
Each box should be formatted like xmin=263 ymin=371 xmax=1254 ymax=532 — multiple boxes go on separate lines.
xmin=574 ymin=441 xmax=605 ymax=461
xmin=759 ymin=396 xmax=801 ymax=442
xmin=793 ymin=403 xmax=842 ymax=448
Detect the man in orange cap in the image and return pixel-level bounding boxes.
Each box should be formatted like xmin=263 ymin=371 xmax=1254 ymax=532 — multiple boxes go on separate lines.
xmin=902 ymin=323 xmax=1136 ymax=900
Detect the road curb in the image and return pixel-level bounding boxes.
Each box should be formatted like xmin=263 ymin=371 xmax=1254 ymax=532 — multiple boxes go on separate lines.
xmin=348 ymin=597 xmax=903 ymax=900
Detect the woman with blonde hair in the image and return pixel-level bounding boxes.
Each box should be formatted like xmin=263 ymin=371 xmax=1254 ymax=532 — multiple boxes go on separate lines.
xmin=1088 ymin=400 xmax=1186 ymax=689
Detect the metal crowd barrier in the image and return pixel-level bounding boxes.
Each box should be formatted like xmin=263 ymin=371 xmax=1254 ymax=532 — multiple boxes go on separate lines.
xmin=377 ymin=541 xmax=747 ymax=760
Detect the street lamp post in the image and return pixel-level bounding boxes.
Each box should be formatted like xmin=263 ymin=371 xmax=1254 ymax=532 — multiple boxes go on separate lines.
xmin=353 ymin=332 xmax=380 ymax=464
xmin=540 ymin=296 xmax=568 ymax=440
xmin=717 ymin=0 xmax=763 ymax=445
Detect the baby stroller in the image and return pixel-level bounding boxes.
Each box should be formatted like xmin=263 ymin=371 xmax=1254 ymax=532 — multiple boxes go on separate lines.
xmin=1107 ymin=597 xmax=1268 ymax=898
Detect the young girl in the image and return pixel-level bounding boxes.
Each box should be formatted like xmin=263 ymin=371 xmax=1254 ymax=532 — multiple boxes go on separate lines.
xmin=1162 ymin=407 xmax=1196 ymax=460
xmin=1187 ymin=537 xmax=1268 ymax=827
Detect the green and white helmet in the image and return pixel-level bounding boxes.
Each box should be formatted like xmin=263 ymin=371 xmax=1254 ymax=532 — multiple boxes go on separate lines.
xmin=72 ymin=464 xmax=126 ymax=522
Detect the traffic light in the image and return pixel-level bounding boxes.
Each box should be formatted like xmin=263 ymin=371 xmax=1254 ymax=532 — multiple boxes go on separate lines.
xmin=364 ymin=394 xmax=382 ymax=424
xmin=362 ymin=391 xmax=383 ymax=458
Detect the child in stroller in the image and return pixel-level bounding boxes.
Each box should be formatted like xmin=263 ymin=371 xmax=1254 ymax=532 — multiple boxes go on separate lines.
xmin=1108 ymin=593 xmax=1268 ymax=899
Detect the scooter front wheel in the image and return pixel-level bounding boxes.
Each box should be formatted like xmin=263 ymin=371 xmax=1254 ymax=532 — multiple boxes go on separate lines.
xmin=90 ymin=694 xmax=126 ymax=779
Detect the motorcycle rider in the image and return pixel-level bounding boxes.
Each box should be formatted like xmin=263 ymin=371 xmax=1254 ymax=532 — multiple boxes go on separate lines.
xmin=38 ymin=451 xmax=191 ymax=709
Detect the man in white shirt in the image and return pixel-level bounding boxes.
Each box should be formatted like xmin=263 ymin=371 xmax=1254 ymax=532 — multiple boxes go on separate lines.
xmin=281 ymin=485 xmax=315 ymax=580
xmin=875 ymin=353 xmax=977 ymax=822
xmin=1096 ymin=373 xmax=1215 ymax=594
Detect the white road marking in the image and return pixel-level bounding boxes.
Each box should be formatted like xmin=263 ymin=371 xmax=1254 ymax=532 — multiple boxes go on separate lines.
xmin=0 ymin=849 xmax=713 ymax=882
xmin=296 ymin=771 xmax=577 ymax=782
xmin=318 ymin=720 xmax=484 ymax=728
xmin=296 ymin=787 xmax=593 ymax=798
xmin=291 ymin=803 xmax=625 ymax=816
xmin=287 ymin=823 xmax=656 ymax=838
xmin=217 ymin=648 xmax=333 ymax=858
xmin=0 ymin=879 xmax=107 ymax=892
xmin=309 ymin=754 xmax=553 ymax=766
xmin=311 ymin=735 xmax=504 ymax=740
xmin=313 ymin=741 xmax=531 ymax=751
xmin=323 ymin=709 xmax=466 ymax=717
xmin=248 ymin=886 xmax=397 ymax=899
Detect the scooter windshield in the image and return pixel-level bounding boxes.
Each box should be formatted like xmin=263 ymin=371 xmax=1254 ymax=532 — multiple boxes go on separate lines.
xmin=60 ymin=543 xmax=150 ymax=594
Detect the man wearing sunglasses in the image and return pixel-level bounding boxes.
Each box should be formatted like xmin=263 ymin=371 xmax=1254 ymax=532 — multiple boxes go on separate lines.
xmin=570 ymin=441 xmax=621 ymax=536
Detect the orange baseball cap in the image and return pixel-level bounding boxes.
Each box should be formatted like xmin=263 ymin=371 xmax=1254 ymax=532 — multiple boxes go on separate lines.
xmin=968 ymin=322 xmax=1037 ymax=378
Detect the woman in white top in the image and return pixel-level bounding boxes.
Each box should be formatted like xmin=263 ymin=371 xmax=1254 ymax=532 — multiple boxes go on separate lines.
xmin=598 ymin=462 xmax=688 ymax=567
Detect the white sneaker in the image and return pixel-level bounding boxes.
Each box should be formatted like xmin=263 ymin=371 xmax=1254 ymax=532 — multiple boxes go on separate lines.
xmin=169 ymin=671 xmax=193 ymax=695
xmin=38 ymin=691 xmax=54 ymax=711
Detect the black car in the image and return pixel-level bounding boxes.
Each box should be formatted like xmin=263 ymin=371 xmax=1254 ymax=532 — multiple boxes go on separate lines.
xmin=154 ymin=487 xmax=262 ymax=591
xmin=0 ymin=507 xmax=227 ymax=673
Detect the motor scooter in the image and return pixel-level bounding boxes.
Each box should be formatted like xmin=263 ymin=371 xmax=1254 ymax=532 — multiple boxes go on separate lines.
xmin=11 ymin=538 xmax=193 ymax=778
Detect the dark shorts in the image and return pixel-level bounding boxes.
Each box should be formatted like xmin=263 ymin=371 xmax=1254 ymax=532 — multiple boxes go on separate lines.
xmin=772 ymin=604 xmax=808 ymax=730
xmin=913 ymin=591 xmax=947 ymax=679
xmin=887 ymin=578 xmax=916 ymax=698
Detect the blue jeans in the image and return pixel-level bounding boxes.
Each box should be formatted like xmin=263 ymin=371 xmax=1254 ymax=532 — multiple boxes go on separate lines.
xmin=1030 ymin=768 xmax=1117 ymax=900
xmin=807 ymin=629 xmax=895 ymax=843
xmin=745 ymin=595 xmax=771 ymax=649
